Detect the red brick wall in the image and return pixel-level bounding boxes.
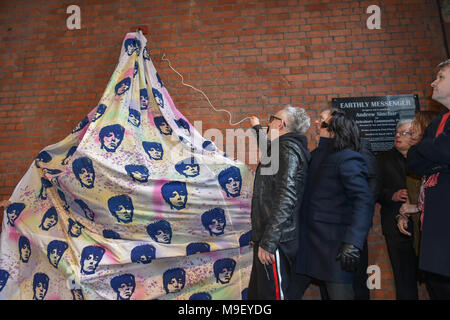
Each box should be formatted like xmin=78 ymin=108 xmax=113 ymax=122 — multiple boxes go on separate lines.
xmin=0 ymin=0 xmax=448 ymax=299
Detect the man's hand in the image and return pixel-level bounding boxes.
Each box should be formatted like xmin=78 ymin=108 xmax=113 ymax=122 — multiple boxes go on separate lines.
xmin=397 ymin=215 xmax=411 ymax=236
xmin=399 ymin=203 xmax=418 ymax=216
xmin=336 ymin=243 xmax=361 ymax=272
xmin=258 ymin=246 xmax=275 ymax=265
xmin=249 ymin=116 xmax=260 ymax=128
xmin=392 ymin=189 xmax=408 ymax=202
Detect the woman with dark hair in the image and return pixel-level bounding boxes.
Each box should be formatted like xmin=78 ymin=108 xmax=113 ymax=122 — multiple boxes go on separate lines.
xmin=296 ymin=110 xmax=374 ymax=300
xmin=325 ymin=110 xmax=361 ymax=151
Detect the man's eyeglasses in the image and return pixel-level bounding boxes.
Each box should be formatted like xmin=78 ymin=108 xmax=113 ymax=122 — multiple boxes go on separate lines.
xmin=269 ymin=115 xmax=283 ymax=123
xmin=395 ymin=131 xmax=412 ymax=137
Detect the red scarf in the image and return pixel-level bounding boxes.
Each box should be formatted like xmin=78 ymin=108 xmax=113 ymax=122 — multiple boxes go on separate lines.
xmin=419 ymin=111 xmax=450 ymax=229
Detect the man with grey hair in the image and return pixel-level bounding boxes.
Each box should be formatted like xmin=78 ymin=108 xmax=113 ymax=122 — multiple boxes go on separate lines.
xmin=407 ymin=59 xmax=450 ymax=299
xmin=376 ymin=118 xmax=418 ymax=299
xmin=247 ymin=105 xmax=311 ymax=300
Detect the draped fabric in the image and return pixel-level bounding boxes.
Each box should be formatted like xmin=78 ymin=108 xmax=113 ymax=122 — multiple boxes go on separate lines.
xmin=0 ymin=32 xmax=253 ymax=300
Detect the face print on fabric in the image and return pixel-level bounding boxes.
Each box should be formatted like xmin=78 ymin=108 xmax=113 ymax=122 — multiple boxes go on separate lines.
xmin=99 ymin=124 xmax=125 ymax=153
xmin=68 ymin=218 xmax=84 ymax=238
xmin=35 ymin=151 xmax=62 ymax=175
xmin=18 ymin=236 xmax=31 ymax=263
xmin=163 ymin=268 xmax=186 ymax=294
xmin=186 ymin=242 xmax=210 ymax=256
xmin=92 ymin=104 xmax=107 ymax=123
xmin=115 ymin=77 xmax=131 ymax=96
xmin=154 ymin=116 xmax=172 ymax=135
xmin=47 ymin=240 xmax=68 ymax=268
xmin=71 ymin=289 xmax=84 ymax=300
xmin=57 ymin=189 xmax=70 ymax=211
xmin=72 ymin=116 xmax=89 ymax=134
xmin=80 ymin=246 xmax=105 ymax=275
xmin=189 ymin=292 xmax=212 ymax=300
xmin=140 ymin=89 xmax=149 ymax=110
xmin=0 ymin=270 xmax=10 ymax=292
xmin=152 ymin=88 xmax=164 ymax=109
xmin=175 ymin=118 xmax=190 ymax=137
xmin=124 ymin=38 xmax=141 ymax=56
xmin=72 ymin=157 xmax=95 ymax=189
xmin=108 ymin=194 xmax=134 ymax=224
xmin=74 ymin=199 xmax=95 ymax=222
xmin=128 ymin=109 xmax=141 ymax=127
xmin=142 ymin=141 xmax=164 ymax=160
xmin=131 ymin=244 xmax=156 ymax=264
xmin=103 ymin=229 xmax=121 ymax=239
xmin=6 ymin=202 xmax=25 ymax=227
xmin=239 ymin=230 xmax=252 ymax=247
xmin=143 ymin=47 xmax=150 ymax=61
xmin=61 ymin=146 xmax=77 ymax=166
xmin=175 ymin=157 xmax=200 ymax=178
xmin=39 ymin=207 xmax=58 ymax=231
xmin=35 ymin=151 xmax=52 ymax=169
xmin=111 ymin=274 xmax=135 ymax=300
xmin=202 ymin=140 xmax=216 ymax=152
xmin=146 ymin=220 xmax=172 ymax=244
xmin=213 ymin=258 xmax=236 ymax=284
xmin=201 ymin=208 xmax=226 ymax=236
xmin=39 ymin=177 xmax=52 ymax=200
xmin=161 ymin=181 xmax=188 ymax=210
xmin=33 ymin=273 xmax=49 ymax=300
xmin=218 ymin=166 xmax=242 ymax=198
xmin=125 ymin=164 xmax=150 ymax=183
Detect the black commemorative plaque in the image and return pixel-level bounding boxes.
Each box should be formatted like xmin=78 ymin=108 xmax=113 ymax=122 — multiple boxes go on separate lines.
xmin=331 ymin=95 xmax=420 ymax=154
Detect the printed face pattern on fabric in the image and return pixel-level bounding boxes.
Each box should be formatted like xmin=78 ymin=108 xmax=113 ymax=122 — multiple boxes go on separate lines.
xmin=80 ymin=246 xmax=105 ymax=275
xmin=202 ymin=208 xmax=226 ymax=236
xmin=33 ymin=273 xmax=49 ymax=300
xmin=47 ymin=240 xmax=68 ymax=268
xmin=131 ymin=245 xmax=155 ymax=264
xmin=218 ymin=166 xmax=242 ymax=198
xmin=6 ymin=203 xmax=25 ymax=227
xmin=175 ymin=157 xmax=200 ymax=178
xmin=161 ymin=182 xmax=188 ymax=210
xmin=111 ymin=274 xmax=136 ymax=300
xmin=152 ymin=88 xmax=164 ymax=108
xmin=142 ymin=141 xmax=164 ymax=160
xmin=154 ymin=116 xmax=172 ymax=135
xmin=19 ymin=236 xmax=31 ymax=263
xmin=125 ymin=165 xmax=149 ymax=183
xmin=214 ymin=258 xmax=236 ymax=284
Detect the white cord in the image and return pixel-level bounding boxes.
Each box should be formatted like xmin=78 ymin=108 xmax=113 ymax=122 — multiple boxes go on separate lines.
xmin=161 ymin=54 xmax=249 ymax=126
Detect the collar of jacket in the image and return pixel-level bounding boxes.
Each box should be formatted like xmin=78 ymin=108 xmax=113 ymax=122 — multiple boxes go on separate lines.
xmin=318 ymin=136 xmax=332 ymax=147
xmin=392 ymin=147 xmax=407 ymax=159
xmin=277 ymin=132 xmax=308 ymax=149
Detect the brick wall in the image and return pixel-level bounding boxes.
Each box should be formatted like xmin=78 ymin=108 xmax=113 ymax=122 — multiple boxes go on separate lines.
xmin=442 ymin=0 xmax=450 ymax=58
xmin=0 ymin=0 xmax=448 ymax=299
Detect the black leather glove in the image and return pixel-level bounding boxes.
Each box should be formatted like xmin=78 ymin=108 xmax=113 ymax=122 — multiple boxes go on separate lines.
xmin=336 ymin=243 xmax=361 ymax=272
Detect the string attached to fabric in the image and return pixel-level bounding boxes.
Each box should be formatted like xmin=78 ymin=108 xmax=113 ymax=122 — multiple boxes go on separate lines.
xmin=161 ymin=54 xmax=249 ymax=126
